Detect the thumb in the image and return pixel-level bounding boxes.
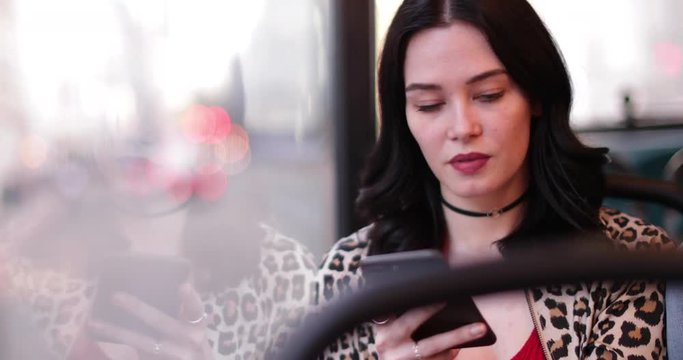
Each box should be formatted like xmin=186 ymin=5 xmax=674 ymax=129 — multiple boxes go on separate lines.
xmin=178 ymin=282 xmax=206 ymax=325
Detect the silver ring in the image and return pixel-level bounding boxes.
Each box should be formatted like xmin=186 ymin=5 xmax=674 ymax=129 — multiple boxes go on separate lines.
xmin=187 ymin=312 xmax=208 ymax=325
xmin=152 ymin=342 xmax=162 ymax=355
xmin=413 ymin=341 xmax=423 ymax=360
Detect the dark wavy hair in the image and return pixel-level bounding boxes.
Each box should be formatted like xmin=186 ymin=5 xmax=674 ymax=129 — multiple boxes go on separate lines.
xmin=359 ymin=0 xmax=609 ymax=255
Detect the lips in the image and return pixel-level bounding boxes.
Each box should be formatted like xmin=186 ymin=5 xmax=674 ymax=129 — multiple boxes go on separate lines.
xmin=449 ymin=152 xmax=490 ymax=174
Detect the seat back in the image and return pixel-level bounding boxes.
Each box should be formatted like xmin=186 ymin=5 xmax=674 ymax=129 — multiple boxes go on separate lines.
xmin=667 ymin=279 xmax=683 ymax=360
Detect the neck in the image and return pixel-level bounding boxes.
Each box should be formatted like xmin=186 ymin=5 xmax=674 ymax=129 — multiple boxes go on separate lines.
xmin=442 ymin=188 xmax=527 ymax=265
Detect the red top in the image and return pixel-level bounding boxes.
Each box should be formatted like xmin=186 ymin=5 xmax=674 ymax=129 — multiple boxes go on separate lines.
xmin=510 ymin=330 xmax=545 ymax=360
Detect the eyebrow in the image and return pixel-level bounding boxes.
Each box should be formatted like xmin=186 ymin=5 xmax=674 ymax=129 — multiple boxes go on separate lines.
xmin=404 ymin=68 xmax=508 ymax=93
xmin=465 ymin=68 xmax=507 ymax=85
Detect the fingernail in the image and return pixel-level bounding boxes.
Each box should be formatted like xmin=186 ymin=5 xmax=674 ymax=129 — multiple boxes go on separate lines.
xmin=469 ymin=323 xmax=486 ymax=336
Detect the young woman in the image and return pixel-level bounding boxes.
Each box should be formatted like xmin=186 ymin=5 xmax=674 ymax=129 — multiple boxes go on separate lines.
xmin=317 ymin=0 xmax=674 ymax=359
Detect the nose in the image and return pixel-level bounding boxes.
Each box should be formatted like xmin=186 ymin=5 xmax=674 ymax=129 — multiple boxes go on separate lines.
xmin=446 ymin=102 xmax=482 ymax=141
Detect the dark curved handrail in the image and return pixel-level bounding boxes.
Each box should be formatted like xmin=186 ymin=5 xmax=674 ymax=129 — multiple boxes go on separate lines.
xmin=606 ymin=174 xmax=683 ymax=213
xmin=664 ymin=148 xmax=683 ymax=183
xmin=282 ymin=249 xmax=683 ymax=360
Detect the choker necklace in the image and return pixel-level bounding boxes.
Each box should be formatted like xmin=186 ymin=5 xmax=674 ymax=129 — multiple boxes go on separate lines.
xmin=441 ymin=191 xmax=528 ymax=218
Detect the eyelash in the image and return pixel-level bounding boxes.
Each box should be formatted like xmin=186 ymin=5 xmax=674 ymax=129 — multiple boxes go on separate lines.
xmin=475 ymin=91 xmax=505 ymax=102
xmin=414 ymin=91 xmax=505 ymax=112
xmin=416 ymin=103 xmax=444 ymax=112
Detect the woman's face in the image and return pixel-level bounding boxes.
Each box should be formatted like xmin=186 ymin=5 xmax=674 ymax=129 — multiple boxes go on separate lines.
xmin=403 ymin=22 xmax=532 ymax=206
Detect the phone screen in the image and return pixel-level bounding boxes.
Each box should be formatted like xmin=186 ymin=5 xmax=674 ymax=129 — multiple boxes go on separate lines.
xmin=90 ymin=254 xmax=191 ymax=340
xmin=360 ymin=249 xmax=497 ymax=348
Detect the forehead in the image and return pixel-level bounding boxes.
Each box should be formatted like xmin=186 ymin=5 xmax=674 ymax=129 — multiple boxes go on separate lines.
xmin=403 ymin=22 xmax=504 ymax=83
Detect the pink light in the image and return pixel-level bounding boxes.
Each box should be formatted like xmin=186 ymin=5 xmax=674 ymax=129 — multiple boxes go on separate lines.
xmin=223 ymin=124 xmax=250 ymax=164
xmin=20 ymin=135 xmax=48 ymax=169
xmin=655 ymin=42 xmax=682 ymax=76
xmin=194 ymin=165 xmax=228 ymax=201
xmin=182 ymin=105 xmax=233 ymax=144
xmin=167 ymin=173 xmax=194 ymax=203
xmin=206 ymin=107 xmax=232 ymax=144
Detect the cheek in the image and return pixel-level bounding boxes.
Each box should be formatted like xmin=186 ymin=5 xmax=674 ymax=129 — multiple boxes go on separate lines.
xmin=509 ymin=121 xmax=531 ymax=163
xmin=508 ymin=118 xmax=530 ymax=148
xmin=406 ymin=118 xmax=430 ymax=150
xmin=406 ymin=118 xmax=444 ymax=168
xmin=490 ymin=112 xmax=531 ymax=159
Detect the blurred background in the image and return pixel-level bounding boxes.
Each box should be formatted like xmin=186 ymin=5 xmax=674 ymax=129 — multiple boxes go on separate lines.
xmin=0 ymin=0 xmax=338 ymax=257
xmin=0 ymin=0 xmax=680 ymax=357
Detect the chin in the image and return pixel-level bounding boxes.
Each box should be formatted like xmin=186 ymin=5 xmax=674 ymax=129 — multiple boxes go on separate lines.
xmin=446 ymin=175 xmax=509 ymax=199
xmin=448 ymin=183 xmax=497 ymax=199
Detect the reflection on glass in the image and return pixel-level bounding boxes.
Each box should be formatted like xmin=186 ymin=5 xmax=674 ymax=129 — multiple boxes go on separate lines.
xmin=0 ymin=0 xmax=333 ymax=358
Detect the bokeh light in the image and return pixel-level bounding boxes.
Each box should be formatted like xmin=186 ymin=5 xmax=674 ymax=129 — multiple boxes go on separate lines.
xmin=19 ymin=135 xmax=48 ymax=169
xmin=181 ymin=105 xmax=233 ymax=144
xmin=222 ymin=124 xmax=250 ymax=165
xmin=655 ymin=41 xmax=682 ymax=76
xmin=194 ymin=165 xmax=227 ymax=201
xmin=166 ymin=173 xmax=194 ymax=204
xmin=220 ymin=124 xmax=251 ymax=176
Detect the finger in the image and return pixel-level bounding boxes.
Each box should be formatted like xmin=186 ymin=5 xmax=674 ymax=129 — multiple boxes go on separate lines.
xmin=374 ymin=304 xmax=445 ymax=353
xmin=176 ymin=282 xmax=210 ymax=351
xmin=112 ymin=291 xmax=185 ymax=340
xmin=381 ymin=340 xmax=415 ymax=360
xmin=414 ymin=322 xmax=488 ymax=358
xmin=88 ymin=320 xmax=188 ymax=359
xmin=370 ymin=314 xmax=396 ymax=349
xmin=178 ymin=282 xmax=206 ymax=326
xmin=382 ymin=340 xmax=456 ymax=360
xmin=384 ymin=303 xmax=446 ymax=342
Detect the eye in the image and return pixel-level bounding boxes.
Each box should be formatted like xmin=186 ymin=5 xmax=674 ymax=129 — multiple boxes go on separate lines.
xmin=416 ymin=103 xmax=444 ymax=112
xmin=475 ymin=91 xmax=505 ymax=103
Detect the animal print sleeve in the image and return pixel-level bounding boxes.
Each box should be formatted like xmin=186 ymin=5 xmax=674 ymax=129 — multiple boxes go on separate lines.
xmin=258 ymin=225 xmax=319 ymax=358
xmin=314 ymin=227 xmax=378 ymax=359
xmin=586 ymin=209 xmax=677 ymax=359
xmin=583 ymin=278 xmax=667 ymax=359
xmin=1 ymin=256 xmax=92 ymax=358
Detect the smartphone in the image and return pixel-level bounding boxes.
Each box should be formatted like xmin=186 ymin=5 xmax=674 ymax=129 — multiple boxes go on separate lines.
xmin=360 ymin=249 xmax=497 ymax=348
xmin=90 ymin=253 xmax=192 ymax=340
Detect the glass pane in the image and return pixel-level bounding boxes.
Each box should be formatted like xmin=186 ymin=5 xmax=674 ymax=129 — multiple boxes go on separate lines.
xmin=0 ymin=0 xmax=334 ymax=358
xmin=529 ymin=0 xmax=683 ymax=129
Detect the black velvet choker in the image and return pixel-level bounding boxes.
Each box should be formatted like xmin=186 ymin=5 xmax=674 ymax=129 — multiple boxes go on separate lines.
xmin=441 ymin=190 xmax=528 ymax=217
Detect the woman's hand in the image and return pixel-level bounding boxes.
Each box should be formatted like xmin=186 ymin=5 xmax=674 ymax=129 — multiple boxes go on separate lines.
xmin=373 ymin=303 xmax=488 ymax=360
xmin=88 ymin=282 xmax=212 ymax=360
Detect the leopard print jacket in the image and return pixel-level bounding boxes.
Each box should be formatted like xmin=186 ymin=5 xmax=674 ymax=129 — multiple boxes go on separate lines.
xmin=316 ymin=208 xmax=676 ymax=359
xmin=1 ymin=224 xmax=317 ymax=359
